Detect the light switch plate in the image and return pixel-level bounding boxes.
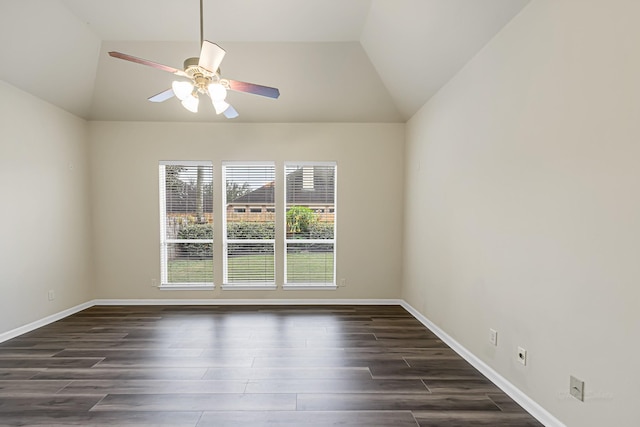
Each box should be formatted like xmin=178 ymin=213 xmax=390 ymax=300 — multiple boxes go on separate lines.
xmin=570 ymin=375 xmax=585 ymax=401
xmin=489 ymin=329 xmax=498 ymax=346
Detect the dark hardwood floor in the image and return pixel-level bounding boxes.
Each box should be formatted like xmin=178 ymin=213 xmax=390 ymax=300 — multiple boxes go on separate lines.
xmin=0 ymin=305 xmax=544 ymax=426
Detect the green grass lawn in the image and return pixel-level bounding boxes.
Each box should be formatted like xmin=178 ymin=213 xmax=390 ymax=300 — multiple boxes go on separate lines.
xmin=227 ymin=253 xmax=274 ymax=282
xmin=285 ymin=252 xmax=334 ymax=283
xmin=167 ymin=259 xmax=214 ymax=283
xmin=167 ymin=252 xmax=333 ymax=283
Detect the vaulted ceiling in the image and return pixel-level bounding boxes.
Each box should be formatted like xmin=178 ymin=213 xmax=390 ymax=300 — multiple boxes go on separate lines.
xmin=0 ymin=0 xmax=530 ymax=123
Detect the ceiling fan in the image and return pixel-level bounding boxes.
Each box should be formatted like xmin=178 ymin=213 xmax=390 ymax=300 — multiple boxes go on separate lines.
xmin=107 ymin=0 xmax=280 ymax=118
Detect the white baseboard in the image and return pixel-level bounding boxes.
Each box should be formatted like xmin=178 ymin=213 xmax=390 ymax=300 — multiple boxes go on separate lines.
xmin=0 ymin=301 xmax=94 ymax=343
xmin=400 ymin=301 xmax=565 ymax=427
xmin=93 ymin=298 xmax=403 ymax=306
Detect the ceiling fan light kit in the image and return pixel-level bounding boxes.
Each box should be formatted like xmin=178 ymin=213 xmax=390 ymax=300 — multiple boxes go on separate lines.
xmin=171 ymin=81 xmax=194 ymax=101
xmin=181 ymin=94 xmax=199 ymax=113
xmin=209 ymin=83 xmax=227 ymax=102
xmin=107 ymin=0 xmax=279 ymax=119
xmin=213 ymin=100 xmax=229 ymax=114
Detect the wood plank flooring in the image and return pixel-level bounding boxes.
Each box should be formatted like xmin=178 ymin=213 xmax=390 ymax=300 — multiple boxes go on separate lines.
xmin=0 ymin=305 xmax=544 ymax=426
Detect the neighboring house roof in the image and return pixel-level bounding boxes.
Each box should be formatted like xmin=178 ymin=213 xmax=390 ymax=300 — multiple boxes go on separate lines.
xmin=230 ymin=167 xmax=334 ymax=205
xmin=230 ymin=181 xmax=275 ymax=204
xmin=166 ymin=194 xmax=213 ymax=214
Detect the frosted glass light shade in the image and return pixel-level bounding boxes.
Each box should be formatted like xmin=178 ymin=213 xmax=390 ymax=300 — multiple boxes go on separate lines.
xmin=208 ymin=83 xmax=227 ymax=101
xmin=212 ymin=99 xmax=230 ymax=114
xmin=172 ymin=81 xmax=194 ymax=101
xmin=181 ymin=95 xmax=199 ymax=113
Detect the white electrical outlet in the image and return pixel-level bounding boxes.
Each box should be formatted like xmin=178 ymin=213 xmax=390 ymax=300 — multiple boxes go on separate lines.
xmin=339 ymin=278 xmax=346 ymax=287
xmin=47 ymin=290 xmax=55 ymax=301
xmin=517 ymin=346 xmax=527 ymax=365
xmin=489 ymin=329 xmax=498 ymax=346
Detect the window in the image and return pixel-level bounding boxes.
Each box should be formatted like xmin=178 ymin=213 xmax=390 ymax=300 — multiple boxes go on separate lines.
xmin=284 ymin=163 xmax=336 ymax=287
xmin=223 ymin=163 xmax=276 ymax=287
xmin=159 ymin=161 xmax=213 ymax=288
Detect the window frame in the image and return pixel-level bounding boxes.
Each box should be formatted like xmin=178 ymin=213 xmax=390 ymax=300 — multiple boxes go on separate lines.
xmin=283 ymin=161 xmax=337 ymax=290
xmin=159 ymin=160 xmax=214 ymax=290
xmin=221 ymin=161 xmax=277 ymax=290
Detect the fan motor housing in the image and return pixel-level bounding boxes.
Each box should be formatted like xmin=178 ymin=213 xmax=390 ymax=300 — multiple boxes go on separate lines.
xmin=183 ymin=57 xmax=200 ymax=70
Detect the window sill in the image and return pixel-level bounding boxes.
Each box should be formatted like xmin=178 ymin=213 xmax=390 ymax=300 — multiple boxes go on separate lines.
xmin=222 ymin=284 xmax=277 ymax=291
xmin=159 ymin=284 xmax=215 ymax=291
xmin=283 ymin=284 xmax=337 ymax=290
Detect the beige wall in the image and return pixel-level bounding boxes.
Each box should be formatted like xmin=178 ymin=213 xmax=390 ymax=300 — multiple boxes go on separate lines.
xmin=89 ymin=121 xmax=404 ymax=300
xmin=402 ymin=1 xmax=640 ymax=426
xmin=0 ymin=81 xmax=92 ymax=335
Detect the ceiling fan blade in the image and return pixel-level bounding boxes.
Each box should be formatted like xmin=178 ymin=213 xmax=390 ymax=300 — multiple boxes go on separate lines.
xmin=227 ymin=80 xmax=280 ymax=99
xmin=108 ymin=51 xmax=189 ymax=78
xmin=199 ymin=41 xmax=226 ymax=73
xmin=223 ymin=105 xmax=239 ymax=119
xmin=148 ymin=88 xmax=175 ymax=103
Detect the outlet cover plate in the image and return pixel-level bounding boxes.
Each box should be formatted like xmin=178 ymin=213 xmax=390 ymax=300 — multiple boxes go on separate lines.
xmin=517 ymin=346 xmax=527 ymax=365
xmin=570 ymin=375 xmax=585 ymax=401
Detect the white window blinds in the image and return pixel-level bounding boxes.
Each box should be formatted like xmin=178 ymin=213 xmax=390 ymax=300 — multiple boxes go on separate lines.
xmin=284 ymin=163 xmax=336 ymax=286
xmin=223 ymin=163 xmax=276 ymax=285
xmin=159 ymin=162 xmax=214 ymax=286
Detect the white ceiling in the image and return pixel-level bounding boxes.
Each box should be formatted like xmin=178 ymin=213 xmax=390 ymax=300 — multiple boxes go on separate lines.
xmin=0 ymin=0 xmax=530 ymax=123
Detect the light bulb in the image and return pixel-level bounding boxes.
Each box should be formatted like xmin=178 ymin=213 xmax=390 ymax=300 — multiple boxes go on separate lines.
xmin=208 ymin=83 xmax=227 ymax=101
xmin=212 ymin=99 xmax=230 ymax=115
xmin=181 ymin=95 xmax=199 ymax=113
xmin=172 ymin=81 xmax=193 ymax=101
